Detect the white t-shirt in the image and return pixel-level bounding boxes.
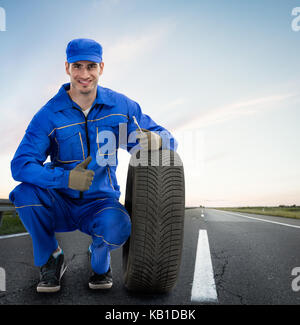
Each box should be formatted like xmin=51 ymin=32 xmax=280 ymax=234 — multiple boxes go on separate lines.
xmin=82 ymin=107 xmax=92 ymax=117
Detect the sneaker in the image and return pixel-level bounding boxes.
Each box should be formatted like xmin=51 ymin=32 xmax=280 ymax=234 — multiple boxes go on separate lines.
xmin=88 ymin=267 xmax=113 ymax=290
xmin=37 ymin=253 xmax=66 ymax=293
xmin=87 ymin=245 xmax=113 ymax=289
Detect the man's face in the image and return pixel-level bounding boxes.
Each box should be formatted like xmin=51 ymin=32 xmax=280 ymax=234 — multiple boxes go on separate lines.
xmin=65 ymin=60 xmax=104 ymax=95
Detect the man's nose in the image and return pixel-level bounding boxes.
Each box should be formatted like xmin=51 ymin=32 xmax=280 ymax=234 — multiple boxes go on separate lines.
xmin=79 ymin=67 xmax=90 ymax=78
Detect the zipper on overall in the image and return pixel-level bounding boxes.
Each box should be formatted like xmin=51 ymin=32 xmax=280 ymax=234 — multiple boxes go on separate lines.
xmin=72 ymin=104 xmax=104 ymax=199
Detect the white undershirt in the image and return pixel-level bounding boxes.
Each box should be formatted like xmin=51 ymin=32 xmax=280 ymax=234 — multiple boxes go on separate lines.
xmin=82 ymin=106 xmax=92 ymax=117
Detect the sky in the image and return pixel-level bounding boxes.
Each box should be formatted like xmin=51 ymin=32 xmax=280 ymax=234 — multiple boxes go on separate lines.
xmin=0 ymin=0 xmax=300 ymax=207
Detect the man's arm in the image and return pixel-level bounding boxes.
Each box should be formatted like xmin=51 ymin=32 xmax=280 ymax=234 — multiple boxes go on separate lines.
xmin=126 ymin=100 xmax=178 ymax=153
xmin=11 ymin=111 xmax=70 ymax=189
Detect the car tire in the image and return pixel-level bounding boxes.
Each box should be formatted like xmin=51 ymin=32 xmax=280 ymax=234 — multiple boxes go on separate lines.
xmin=122 ymin=149 xmax=185 ymax=293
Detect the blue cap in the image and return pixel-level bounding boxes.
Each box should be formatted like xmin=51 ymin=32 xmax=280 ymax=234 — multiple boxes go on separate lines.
xmin=66 ymin=38 xmax=103 ymax=63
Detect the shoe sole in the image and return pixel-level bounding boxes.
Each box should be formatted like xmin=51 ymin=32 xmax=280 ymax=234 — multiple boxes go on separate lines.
xmin=36 ymin=262 xmax=67 ymax=293
xmin=88 ymin=282 xmax=113 ymax=290
xmin=37 ymin=285 xmax=61 ymax=293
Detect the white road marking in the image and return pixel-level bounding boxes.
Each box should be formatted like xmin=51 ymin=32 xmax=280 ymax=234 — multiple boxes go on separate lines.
xmin=216 ymin=210 xmax=300 ymax=229
xmin=0 ymin=232 xmax=29 ymax=240
xmin=191 ymin=229 xmax=218 ymax=303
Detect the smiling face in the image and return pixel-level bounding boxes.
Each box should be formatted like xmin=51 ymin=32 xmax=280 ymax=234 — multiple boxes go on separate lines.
xmin=65 ymin=60 xmax=104 ymax=95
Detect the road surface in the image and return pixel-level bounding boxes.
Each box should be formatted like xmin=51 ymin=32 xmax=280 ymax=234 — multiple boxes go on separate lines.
xmin=1 ymin=208 xmax=300 ymax=305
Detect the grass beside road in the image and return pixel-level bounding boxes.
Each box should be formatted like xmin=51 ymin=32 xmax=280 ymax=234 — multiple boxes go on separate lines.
xmin=2 ymin=206 xmax=300 ymax=235
xmin=217 ymin=206 xmax=300 ymax=220
xmin=0 ymin=212 xmax=26 ymax=236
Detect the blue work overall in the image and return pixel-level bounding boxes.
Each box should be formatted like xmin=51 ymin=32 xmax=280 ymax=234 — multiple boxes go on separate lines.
xmin=9 ymin=83 xmax=177 ymax=273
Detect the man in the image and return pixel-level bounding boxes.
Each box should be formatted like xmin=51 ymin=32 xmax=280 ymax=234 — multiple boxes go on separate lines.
xmin=9 ymin=38 xmax=177 ymax=293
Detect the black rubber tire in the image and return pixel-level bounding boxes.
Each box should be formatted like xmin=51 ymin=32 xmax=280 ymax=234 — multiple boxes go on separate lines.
xmin=122 ymin=149 xmax=185 ymax=293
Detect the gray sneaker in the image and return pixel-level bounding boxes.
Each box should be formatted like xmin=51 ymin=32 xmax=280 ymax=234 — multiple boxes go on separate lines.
xmin=87 ymin=246 xmax=113 ymax=289
xmin=88 ymin=267 xmax=113 ymax=289
xmin=37 ymin=253 xmax=66 ymax=293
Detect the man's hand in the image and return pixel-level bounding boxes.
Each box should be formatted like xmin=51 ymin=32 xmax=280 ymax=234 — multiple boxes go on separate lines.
xmin=135 ymin=128 xmax=162 ymax=151
xmin=68 ymin=156 xmax=95 ymax=191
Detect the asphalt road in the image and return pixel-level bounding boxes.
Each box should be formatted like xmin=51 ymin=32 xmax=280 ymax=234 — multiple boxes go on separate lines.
xmin=1 ymin=208 xmax=300 ymax=305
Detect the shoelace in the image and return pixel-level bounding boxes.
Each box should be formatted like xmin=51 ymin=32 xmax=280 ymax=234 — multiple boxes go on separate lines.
xmin=40 ymin=257 xmax=58 ymax=281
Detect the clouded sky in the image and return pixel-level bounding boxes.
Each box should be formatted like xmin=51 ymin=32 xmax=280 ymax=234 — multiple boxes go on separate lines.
xmin=1 ymin=0 xmax=300 ymax=206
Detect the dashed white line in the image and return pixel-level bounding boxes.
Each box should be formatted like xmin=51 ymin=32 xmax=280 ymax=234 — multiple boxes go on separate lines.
xmin=191 ymin=229 xmax=218 ymax=303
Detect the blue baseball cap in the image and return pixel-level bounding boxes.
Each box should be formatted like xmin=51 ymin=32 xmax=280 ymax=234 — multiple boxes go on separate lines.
xmin=66 ymin=38 xmax=103 ymax=63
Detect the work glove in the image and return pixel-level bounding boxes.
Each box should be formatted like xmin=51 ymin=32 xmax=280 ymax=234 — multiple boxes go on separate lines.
xmin=68 ymin=156 xmax=95 ymax=191
xmin=135 ymin=128 xmax=162 ymax=151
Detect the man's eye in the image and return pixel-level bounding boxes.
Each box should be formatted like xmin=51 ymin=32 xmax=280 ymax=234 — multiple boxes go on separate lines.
xmin=88 ymin=64 xmax=97 ymax=70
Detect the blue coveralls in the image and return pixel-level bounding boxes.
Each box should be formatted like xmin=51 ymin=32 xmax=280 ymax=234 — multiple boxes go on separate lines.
xmin=9 ymin=83 xmax=177 ymax=274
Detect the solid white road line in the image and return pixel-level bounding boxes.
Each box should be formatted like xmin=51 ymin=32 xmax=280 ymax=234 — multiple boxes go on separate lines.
xmin=191 ymin=229 xmax=218 ymax=303
xmin=216 ymin=210 xmax=300 ymax=229
xmin=0 ymin=232 xmax=29 ymax=240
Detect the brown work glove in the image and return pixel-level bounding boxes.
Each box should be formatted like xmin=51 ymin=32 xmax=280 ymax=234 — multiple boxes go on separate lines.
xmin=136 ymin=128 xmax=162 ymax=151
xmin=68 ymin=156 xmax=95 ymax=191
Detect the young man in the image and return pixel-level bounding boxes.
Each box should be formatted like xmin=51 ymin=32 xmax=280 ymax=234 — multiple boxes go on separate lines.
xmin=9 ymin=38 xmax=177 ymax=293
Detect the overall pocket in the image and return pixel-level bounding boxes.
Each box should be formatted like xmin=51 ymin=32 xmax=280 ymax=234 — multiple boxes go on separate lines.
xmin=55 ymin=131 xmax=86 ymax=163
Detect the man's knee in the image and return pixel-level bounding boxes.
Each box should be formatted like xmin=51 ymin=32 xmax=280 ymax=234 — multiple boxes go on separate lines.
xmin=118 ymin=212 xmax=131 ymax=243
xmin=9 ymin=182 xmax=40 ymax=205
xmin=92 ymin=209 xmax=131 ymax=247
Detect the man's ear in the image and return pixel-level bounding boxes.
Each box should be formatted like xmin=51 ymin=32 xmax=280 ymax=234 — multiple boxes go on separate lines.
xmin=65 ymin=61 xmax=70 ymax=76
xmin=99 ymin=62 xmax=104 ymax=76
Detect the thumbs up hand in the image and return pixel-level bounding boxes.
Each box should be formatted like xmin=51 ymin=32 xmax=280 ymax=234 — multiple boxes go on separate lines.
xmin=68 ymin=156 xmax=95 ymax=192
xmin=75 ymin=156 xmax=92 ymax=170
